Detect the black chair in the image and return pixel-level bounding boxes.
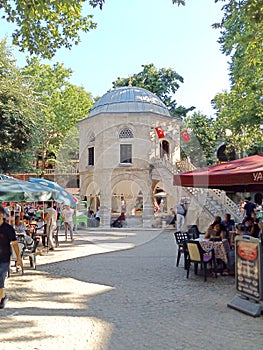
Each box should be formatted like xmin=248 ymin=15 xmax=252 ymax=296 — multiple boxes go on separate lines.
xmin=173 ymin=231 xmax=190 ymax=269
xmin=187 ymin=225 xmax=203 ymax=239
xmin=185 ymin=240 xmax=217 ymax=282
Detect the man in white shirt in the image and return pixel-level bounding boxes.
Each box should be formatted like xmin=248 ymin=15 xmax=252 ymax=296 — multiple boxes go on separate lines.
xmin=62 ymin=205 xmax=74 ymax=242
xmin=45 ymin=202 xmax=57 ymax=250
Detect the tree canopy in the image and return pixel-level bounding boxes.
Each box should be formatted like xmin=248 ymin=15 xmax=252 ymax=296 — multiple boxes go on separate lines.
xmin=181 ymin=112 xmax=218 ymax=166
xmin=0 ymin=0 xmax=105 ymax=58
xmin=212 ymin=0 xmax=263 ymax=156
xmin=21 ymin=57 xmax=94 ymax=172
xmin=112 ymin=63 xmax=195 ymax=119
xmin=0 ymin=40 xmax=94 ymax=173
xmin=0 ymin=39 xmax=38 ymax=172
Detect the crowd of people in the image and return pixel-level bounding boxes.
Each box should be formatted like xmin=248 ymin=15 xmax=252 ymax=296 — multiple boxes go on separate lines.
xmin=172 ymin=196 xmax=263 ymax=276
xmin=0 ymin=201 xmax=81 ymax=309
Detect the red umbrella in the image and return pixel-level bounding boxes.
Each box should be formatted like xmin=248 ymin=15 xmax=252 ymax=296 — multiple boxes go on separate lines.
xmin=173 ymin=154 xmax=263 ymax=192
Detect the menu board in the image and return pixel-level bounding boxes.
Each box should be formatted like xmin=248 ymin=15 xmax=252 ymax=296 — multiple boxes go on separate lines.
xmin=235 ymin=235 xmax=262 ymax=301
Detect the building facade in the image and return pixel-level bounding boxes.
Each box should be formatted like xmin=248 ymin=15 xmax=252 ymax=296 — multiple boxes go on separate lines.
xmin=78 ymin=86 xmax=182 ymax=228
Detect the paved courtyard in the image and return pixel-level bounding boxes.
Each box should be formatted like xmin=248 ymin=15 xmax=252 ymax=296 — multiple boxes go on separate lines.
xmin=0 ymin=228 xmax=263 ymax=349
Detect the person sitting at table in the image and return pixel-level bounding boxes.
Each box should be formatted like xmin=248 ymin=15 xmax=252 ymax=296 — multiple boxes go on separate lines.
xmin=221 ymin=213 xmax=235 ymax=239
xmin=244 ymin=216 xmax=260 ymax=238
xmin=14 ymin=215 xmax=27 ymax=233
xmin=250 ymin=211 xmax=259 ymax=223
xmin=14 ymin=216 xmax=34 ymax=248
xmin=205 ymin=222 xmax=225 ymax=240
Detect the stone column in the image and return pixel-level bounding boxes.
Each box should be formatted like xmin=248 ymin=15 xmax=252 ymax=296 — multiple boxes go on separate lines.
xmin=142 ymin=168 xmax=154 ymax=228
xmin=97 ymin=174 xmax=112 ymax=228
xmin=142 ymin=202 xmax=154 ymax=228
xmin=100 ymin=203 xmax=111 ymax=228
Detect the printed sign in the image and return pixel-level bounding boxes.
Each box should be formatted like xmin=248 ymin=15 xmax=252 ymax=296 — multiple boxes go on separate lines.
xmin=235 ymin=236 xmax=262 ymax=301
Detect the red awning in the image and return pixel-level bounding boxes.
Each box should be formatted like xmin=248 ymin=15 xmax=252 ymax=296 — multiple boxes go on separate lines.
xmin=173 ymin=155 xmax=263 ymax=192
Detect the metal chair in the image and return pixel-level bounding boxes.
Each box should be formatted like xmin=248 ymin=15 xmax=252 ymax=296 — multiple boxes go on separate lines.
xmin=173 ymin=231 xmax=190 ymax=269
xmin=185 ymin=240 xmax=217 ymax=282
xmin=187 ymin=225 xmax=203 ymax=239
xmin=22 ymin=239 xmax=40 ymax=269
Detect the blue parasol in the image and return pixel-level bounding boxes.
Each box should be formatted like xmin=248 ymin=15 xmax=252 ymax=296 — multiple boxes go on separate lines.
xmin=29 ymin=178 xmax=77 ymax=207
xmin=0 ymin=178 xmax=54 ymax=202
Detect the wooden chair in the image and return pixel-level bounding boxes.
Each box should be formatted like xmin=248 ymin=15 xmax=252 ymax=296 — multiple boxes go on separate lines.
xmin=185 ymin=240 xmax=217 ymax=282
xmin=173 ymin=231 xmax=190 ymax=269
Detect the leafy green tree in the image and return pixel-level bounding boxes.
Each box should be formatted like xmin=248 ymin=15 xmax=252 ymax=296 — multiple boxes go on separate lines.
xmin=0 ymin=0 xmax=105 ymax=58
xmin=21 ymin=57 xmax=94 ymax=172
xmin=56 ymin=125 xmax=80 ymax=173
xmin=0 ymin=39 xmax=38 ymax=173
xmin=172 ymin=0 xmax=263 ymax=156
xmin=182 ymin=112 xmax=218 ymax=166
xmin=212 ymin=0 xmax=263 ymax=155
xmin=112 ymin=63 xmax=195 ymax=119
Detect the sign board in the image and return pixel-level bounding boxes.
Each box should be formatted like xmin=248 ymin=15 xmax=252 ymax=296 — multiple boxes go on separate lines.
xmin=235 ymin=235 xmax=262 ymax=301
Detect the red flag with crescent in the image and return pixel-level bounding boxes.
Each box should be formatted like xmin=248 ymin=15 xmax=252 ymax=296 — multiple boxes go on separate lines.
xmin=181 ymin=129 xmax=191 ymax=143
xmin=155 ymin=126 xmax=165 ymax=138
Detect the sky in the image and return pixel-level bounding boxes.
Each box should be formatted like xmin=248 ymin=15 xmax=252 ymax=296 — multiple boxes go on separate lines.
xmin=1 ymin=0 xmax=230 ymax=117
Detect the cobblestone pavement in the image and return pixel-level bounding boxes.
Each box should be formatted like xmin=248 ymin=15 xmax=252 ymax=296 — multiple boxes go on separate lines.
xmin=0 ymin=229 xmax=263 ymax=350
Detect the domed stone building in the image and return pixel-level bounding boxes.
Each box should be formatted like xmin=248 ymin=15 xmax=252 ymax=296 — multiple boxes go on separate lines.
xmin=78 ymin=86 xmax=182 ymax=228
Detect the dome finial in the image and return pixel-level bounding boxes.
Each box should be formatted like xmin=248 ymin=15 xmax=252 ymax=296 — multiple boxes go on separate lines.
xmin=128 ymin=76 xmax=133 ymax=86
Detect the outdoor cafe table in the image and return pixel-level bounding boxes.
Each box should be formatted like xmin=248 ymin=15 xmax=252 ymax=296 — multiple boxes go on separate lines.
xmin=197 ymin=238 xmax=230 ymax=265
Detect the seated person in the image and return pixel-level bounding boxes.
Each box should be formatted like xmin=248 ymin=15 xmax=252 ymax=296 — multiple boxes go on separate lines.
xmin=26 ymin=219 xmax=39 ymax=238
xmin=205 ymin=222 xmax=225 ymax=240
xmin=213 ymin=216 xmax=222 ymax=225
xmin=244 ymin=217 xmax=260 ymax=238
xmin=14 ymin=215 xmax=27 ymax=233
xmin=251 ymin=211 xmax=259 ymax=223
xmin=14 ymin=216 xmax=34 ymax=248
xmin=87 ymin=206 xmax=94 ymax=218
xmin=95 ymin=208 xmax=100 ymax=221
xmin=111 ymin=212 xmax=126 ymax=227
xmin=221 ymin=213 xmax=235 ymax=238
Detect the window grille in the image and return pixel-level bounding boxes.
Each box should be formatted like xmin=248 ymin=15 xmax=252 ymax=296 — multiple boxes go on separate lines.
xmin=119 ymin=128 xmax=134 ymax=139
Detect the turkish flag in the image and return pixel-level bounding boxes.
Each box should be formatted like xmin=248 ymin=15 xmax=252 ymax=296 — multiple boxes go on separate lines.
xmin=181 ymin=129 xmax=191 ymax=143
xmin=155 ymin=126 xmax=165 ymax=138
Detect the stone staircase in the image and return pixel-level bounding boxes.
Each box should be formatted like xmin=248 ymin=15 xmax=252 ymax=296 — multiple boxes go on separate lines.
xmin=151 ymin=157 xmax=243 ymax=223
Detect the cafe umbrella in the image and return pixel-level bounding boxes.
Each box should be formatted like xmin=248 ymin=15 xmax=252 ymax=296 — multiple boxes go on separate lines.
xmin=173 ymin=154 xmax=263 ymax=192
xmin=29 ymin=178 xmax=77 ymax=207
xmin=0 ymin=178 xmax=54 ymax=202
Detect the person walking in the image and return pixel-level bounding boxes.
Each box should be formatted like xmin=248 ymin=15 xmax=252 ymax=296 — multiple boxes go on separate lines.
xmin=243 ymin=196 xmax=256 ymax=222
xmin=62 ymin=205 xmax=75 ymax=242
xmin=45 ymin=202 xmax=57 ymax=251
xmin=0 ymin=205 xmax=22 ymax=308
xmin=176 ymin=199 xmax=187 ymax=232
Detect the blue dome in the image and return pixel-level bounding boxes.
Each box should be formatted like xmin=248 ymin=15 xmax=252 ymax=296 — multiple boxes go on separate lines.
xmin=89 ymin=86 xmax=170 ymax=117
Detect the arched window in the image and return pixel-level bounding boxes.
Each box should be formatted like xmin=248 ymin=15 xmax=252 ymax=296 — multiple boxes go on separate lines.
xmin=160 ymin=140 xmax=170 ymax=159
xmin=119 ymin=128 xmax=134 ymax=139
